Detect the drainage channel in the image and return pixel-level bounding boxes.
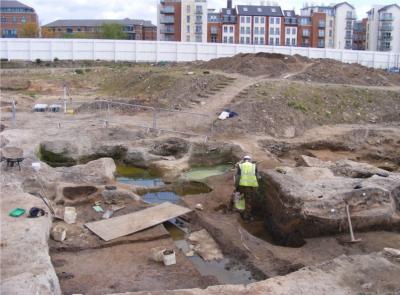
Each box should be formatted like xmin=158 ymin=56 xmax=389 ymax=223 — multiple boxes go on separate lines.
xmin=116 ymin=164 xmax=256 ymax=285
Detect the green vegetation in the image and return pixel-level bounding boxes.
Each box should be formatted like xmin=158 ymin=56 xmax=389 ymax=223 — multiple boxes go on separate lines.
xmin=101 ymin=23 xmax=128 ymax=39
xmin=287 ymin=100 xmax=307 ymax=113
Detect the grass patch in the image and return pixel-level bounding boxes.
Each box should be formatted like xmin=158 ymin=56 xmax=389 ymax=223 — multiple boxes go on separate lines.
xmin=288 ymin=100 xmax=308 ymax=112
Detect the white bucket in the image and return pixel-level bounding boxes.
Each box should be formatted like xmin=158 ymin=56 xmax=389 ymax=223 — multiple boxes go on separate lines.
xmin=163 ymin=250 xmax=176 ymax=266
xmin=64 ymin=207 xmax=77 ymax=224
xmin=51 ymin=226 xmax=67 ymax=242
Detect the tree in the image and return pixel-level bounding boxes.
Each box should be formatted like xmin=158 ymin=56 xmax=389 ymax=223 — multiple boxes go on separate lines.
xmin=101 ymin=23 xmax=128 ymax=39
xmin=41 ymin=28 xmax=55 ymax=38
xmin=20 ymin=22 xmax=39 ymax=38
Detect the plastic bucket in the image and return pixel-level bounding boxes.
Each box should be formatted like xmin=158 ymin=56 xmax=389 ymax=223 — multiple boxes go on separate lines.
xmin=163 ymin=249 xmax=176 ymax=266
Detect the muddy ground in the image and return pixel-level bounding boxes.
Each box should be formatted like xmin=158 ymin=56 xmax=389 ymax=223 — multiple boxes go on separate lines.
xmin=1 ymin=54 xmax=400 ymax=294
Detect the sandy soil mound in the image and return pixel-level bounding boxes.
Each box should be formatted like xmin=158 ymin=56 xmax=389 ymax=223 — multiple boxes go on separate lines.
xmin=292 ymin=58 xmax=400 ymax=86
xmin=201 ymin=53 xmax=305 ymax=77
xmin=0 ymin=78 xmax=31 ymax=90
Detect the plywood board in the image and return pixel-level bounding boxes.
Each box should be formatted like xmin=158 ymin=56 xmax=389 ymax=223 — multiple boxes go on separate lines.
xmin=85 ymin=202 xmax=191 ymax=241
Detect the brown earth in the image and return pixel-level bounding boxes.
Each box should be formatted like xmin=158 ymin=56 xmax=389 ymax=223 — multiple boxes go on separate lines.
xmin=201 ymin=53 xmax=305 ymax=77
xmin=213 ymin=81 xmax=400 ymax=137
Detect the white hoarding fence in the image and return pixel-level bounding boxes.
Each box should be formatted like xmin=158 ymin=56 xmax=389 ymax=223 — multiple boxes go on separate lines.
xmin=1 ymin=38 xmax=399 ymax=69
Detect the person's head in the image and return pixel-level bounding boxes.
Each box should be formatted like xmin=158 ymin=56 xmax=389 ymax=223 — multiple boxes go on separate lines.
xmin=243 ymin=155 xmax=252 ymax=162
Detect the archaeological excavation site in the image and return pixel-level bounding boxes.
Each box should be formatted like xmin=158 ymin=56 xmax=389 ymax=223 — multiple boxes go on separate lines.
xmin=1 ymin=53 xmax=400 ymax=295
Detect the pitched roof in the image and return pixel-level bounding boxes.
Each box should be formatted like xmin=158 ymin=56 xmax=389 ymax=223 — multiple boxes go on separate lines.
xmin=283 ymin=10 xmax=296 ymax=17
xmin=237 ymin=5 xmax=283 ymax=17
xmin=0 ymin=0 xmax=34 ymax=10
xmin=333 ymin=2 xmax=355 ymax=9
xmin=43 ymin=19 xmax=154 ymax=28
xmin=378 ymin=4 xmax=400 ymax=12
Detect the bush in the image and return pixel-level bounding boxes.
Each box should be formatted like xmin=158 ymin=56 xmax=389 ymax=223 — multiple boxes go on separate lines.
xmin=35 ymin=58 xmax=42 ymax=64
xmin=288 ymin=100 xmax=307 ymax=113
xmin=74 ymin=69 xmax=84 ymax=75
xmin=53 ymin=57 xmax=59 ymax=62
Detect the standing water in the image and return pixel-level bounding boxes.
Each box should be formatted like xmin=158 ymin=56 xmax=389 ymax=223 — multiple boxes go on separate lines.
xmin=116 ymin=165 xmax=164 ymax=188
xmin=183 ymin=165 xmax=232 ymax=181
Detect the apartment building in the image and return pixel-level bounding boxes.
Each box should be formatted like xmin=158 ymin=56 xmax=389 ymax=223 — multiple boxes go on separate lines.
xmin=366 ymin=4 xmax=400 ymax=52
xmin=157 ymin=0 xmax=207 ymax=42
xmin=236 ymin=5 xmax=284 ymax=45
xmin=221 ymin=1 xmax=237 ymax=44
xmin=353 ymin=18 xmax=367 ymax=50
xmin=42 ymin=19 xmax=156 ymax=40
xmin=207 ymin=9 xmax=221 ymax=43
xmin=300 ymin=2 xmax=356 ymax=49
xmin=283 ymin=10 xmax=298 ymax=46
xmin=1 ymin=0 xmax=38 ymax=38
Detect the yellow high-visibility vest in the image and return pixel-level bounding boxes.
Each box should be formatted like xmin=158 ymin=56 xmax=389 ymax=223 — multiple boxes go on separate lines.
xmin=239 ymin=162 xmax=258 ymax=187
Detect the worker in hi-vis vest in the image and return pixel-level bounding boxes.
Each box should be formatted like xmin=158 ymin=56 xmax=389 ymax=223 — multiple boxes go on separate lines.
xmin=234 ymin=155 xmax=259 ymax=221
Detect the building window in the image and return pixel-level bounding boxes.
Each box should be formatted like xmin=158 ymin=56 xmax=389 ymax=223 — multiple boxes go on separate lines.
xmin=291 ymin=38 xmax=296 ymax=46
xmin=246 ymin=27 xmax=250 ymax=34
xmin=187 ymin=15 xmax=190 ymax=22
xmin=67 ymin=27 xmax=73 ymax=33
xmin=292 ymin=27 xmax=296 ymax=34
xmin=246 ymin=37 xmax=250 ymax=44
xmin=240 ymin=16 xmax=245 ymax=23
xmin=329 ymin=30 xmax=332 ymax=37
xmin=229 ymin=36 xmax=233 ymax=43
xmin=286 ymin=27 xmax=290 ymax=34
xmin=187 ymin=5 xmax=190 ymax=13
xmin=269 ymin=27 xmax=274 ymax=35
xmin=211 ymin=35 xmax=217 ymax=42
xmin=224 ymin=26 xmax=227 ymax=33
xmin=229 ymin=26 xmax=233 ymax=33
xmin=12 ymin=16 xmax=17 ymax=23
xmin=240 ymin=36 xmax=244 ymax=44
xmin=240 ymin=26 xmax=244 ymax=34
xmin=196 ymin=15 xmax=202 ymax=23
xmin=223 ymin=36 xmax=228 ymax=43
xmin=260 ymin=37 xmax=264 ymax=44
xmin=211 ymin=26 xmax=217 ymax=34
xmin=275 ymin=38 xmax=280 ymax=45
xmin=1 ymin=17 xmax=6 ymax=23
xmin=254 ymin=37 xmax=258 ymax=44
xmin=187 ymin=25 xmax=190 ymax=33
xmin=260 ymin=27 xmax=264 ymax=34
xmin=254 ymin=27 xmax=259 ymax=34
xmin=254 ymin=17 xmax=259 ymax=24
xmin=276 ymin=17 xmax=280 ymax=24
xmin=270 ymin=17 xmax=274 ymax=24
xmin=21 ymin=16 xmax=26 ymax=23
xmin=275 ymin=28 xmax=279 ymax=35
xmin=195 ymin=25 xmax=202 ymax=33
xmin=329 ymin=20 xmax=333 ymax=27
xmin=246 ymin=16 xmax=250 ymax=23
xmin=186 ymin=35 xmax=190 ymax=41
xmin=195 ymin=35 xmax=202 ymax=42
xmin=286 ymin=38 xmax=290 ymax=45
xmin=269 ymin=37 xmax=273 ymax=45
xmin=261 ymin=17 xmax=265 ymax=24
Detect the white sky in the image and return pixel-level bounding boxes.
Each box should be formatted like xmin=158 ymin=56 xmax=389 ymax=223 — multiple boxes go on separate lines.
xmin=21 ymin=0 xmax=395 ymax=25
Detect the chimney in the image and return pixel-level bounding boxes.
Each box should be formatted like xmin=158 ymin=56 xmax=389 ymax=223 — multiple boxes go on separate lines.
xmin=227 ymin=0 xmax=232 ymax=9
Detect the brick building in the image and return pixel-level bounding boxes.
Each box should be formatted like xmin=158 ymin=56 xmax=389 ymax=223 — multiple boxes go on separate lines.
xmin=353 ymin=18 xmax=367 ymax=50
xmin=283 ymin=10 xmax=298 ymax=46
xmin=42 ymin=19 xmax=156 ymax=40
xmin=207 ymin=9 xmax=221 ymax=43
xmin=0 ymin=0 xmax=38 ymax=38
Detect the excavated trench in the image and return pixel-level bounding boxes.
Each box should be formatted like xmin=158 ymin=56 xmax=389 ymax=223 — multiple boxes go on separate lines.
xmin=37 ymin=135 xmax=400 ymax=293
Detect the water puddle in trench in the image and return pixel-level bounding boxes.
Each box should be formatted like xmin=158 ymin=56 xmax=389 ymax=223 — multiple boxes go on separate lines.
xmin=116 ymin=165 xmax=255 ymax=285
xmin=183 ymin=164 xmax=232 ymax=181
xmin=116 ymin=165 xmax=164 ymax=188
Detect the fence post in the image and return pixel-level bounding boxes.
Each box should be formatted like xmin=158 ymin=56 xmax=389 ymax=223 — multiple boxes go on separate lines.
xmin=155 ymin=41 xmax=159 ymax=62
xmin=175 ymin=42 xmax=179 ymax=62
xmin=71 ymin=40 xmax=75 ymax=61
xmin=6 ymin=39 xmax=10 ymax=61
xmin=92 ymin=40 xmax=96 ymax=60
xmin=372 ymin=52 xmax=376 ymax=68
xmin=29 ymin=39 xmax=33 ymax=61
xmin=196 ymin=43 xmax=199 ymax=61
xmin=114 ymin=40 xmax=117 ymax=62
xmin=49 ymin=40 xmax=54 ymax=61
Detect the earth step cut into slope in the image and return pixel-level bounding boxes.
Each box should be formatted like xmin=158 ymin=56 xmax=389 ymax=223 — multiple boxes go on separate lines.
xmin=260 ymin=157 xmax=400 ymax=246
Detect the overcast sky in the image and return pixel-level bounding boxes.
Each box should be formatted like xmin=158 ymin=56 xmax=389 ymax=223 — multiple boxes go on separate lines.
xmin=22 ymin=0 xmax=394 ymax=25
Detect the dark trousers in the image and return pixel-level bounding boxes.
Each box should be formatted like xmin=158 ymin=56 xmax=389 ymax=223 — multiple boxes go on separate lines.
xmin=237 ymin=186 xmax=257 ymax=217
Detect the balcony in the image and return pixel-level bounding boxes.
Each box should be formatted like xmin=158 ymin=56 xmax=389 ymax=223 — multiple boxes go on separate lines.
xmin=160 ymin=17 xmax=174 ymax=24
xmin=317 ymin=43 xmax=325 ymax=48
xmin=380 ymin=16 xmax=393 ymax=21
xmin=195 ymin=18 xmax=203 ymax=24
xmin=302 ymin=32 xmax=310 ymax=37
xmin=222 ymin=16 xmax=237 ymax=24
xmin=346 ymin=13 xmax=356 ymax=20
xmin=195 ymin=30 xmax=203 ymax=34
xmin=318 ymin=33 xmax=325 ymax=38
xmin=160 ymin=6 xmax=175 ymax=14
xmin=345 ymin=25 xmax=353 ymax=30
xmin=378 ymin=46 xmax=392 ymax=51
xmin=160 ymin=28 xmax=175 ymax=34
xmin=318 ymin=22 xmax=326 ymax=28
xmin=345 ymin=35 xmax=352 ymax=40
xmin=195 ymin=9 xmax=203 ymax=15
xmin=301 ymin=43 xmax=310 ymax=47
xmin=379 ymin=35 xmax=393 ymax=41
xmin=285 ymin=18 xmax=298 ymax=25
xmin=380 ymin=25 xmax=393 ymax=31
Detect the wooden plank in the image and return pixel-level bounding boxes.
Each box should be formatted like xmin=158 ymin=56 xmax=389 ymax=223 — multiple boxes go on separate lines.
xmin=85 ymin=202 xmax=191 ymax=241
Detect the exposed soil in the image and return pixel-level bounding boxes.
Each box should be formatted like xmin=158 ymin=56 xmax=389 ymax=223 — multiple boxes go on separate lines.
xmin=292 ymin=58 xmax=400 ymax=86
xmin=214 ymin=81 xmax=400 ymax=137
xmin=201 ymin=53 xmax=306 ymax=77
